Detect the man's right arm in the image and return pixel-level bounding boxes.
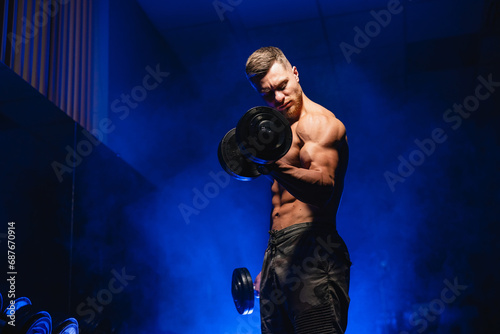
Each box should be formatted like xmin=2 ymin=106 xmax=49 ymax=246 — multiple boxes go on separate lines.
xmin=254 ymin=271 xmax=261 ymax=298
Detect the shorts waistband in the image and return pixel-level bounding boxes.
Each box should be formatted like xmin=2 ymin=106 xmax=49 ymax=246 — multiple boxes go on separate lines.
xmin=268 ymin=221 xmax=337 ymax=241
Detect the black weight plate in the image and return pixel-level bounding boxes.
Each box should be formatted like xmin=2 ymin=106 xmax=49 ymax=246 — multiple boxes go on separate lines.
xmin=236 ymin=106 xmax=292 ymax=164
xmin=231 ymin=267 xmax=254 ymax=315
xmin=218 ymin=128 xmax=261 ymax=181
xmin=21 ymin=311 xmax=52 ymax=334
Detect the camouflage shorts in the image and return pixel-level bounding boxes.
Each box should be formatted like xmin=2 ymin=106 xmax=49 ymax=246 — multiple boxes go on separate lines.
xmin=260 ymin=222 xmax=351 ymax=334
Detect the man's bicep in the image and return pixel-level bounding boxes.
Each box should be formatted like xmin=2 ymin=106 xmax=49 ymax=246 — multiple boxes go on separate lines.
xmin=298 ymin=113 xmax=345 ymax=177
xmin=300 ymin=141 xmax=339 ymax=179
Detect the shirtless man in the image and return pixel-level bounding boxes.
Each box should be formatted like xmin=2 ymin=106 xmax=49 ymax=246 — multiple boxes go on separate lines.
xmin=245 ymin=47 xmax=351 ymax=333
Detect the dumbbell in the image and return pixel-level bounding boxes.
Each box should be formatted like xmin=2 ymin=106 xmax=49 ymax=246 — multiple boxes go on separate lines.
xmin=218 ymin=106 xmax=292 ymax=181
xmin=1 ymin=297 xmax=52 ymax=334
xmin=231 ymin=267 xmax=257 ymax=315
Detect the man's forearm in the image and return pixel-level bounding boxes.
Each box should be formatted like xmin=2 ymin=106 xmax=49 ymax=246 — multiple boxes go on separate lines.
xmin=266 ymin=162 xmax=335 ymax=207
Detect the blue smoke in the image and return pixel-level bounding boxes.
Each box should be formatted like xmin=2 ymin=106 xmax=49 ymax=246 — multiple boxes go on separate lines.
xmin=71 ymin=0 xmax=499 ymax=332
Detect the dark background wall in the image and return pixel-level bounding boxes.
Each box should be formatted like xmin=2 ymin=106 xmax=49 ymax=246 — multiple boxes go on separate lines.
xmin=1 ymin=0 xmax=499 ymax=333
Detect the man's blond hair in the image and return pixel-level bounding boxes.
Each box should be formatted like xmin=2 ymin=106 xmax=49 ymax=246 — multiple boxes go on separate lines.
xmin=245 ymin=46 xmax=291 ymax=81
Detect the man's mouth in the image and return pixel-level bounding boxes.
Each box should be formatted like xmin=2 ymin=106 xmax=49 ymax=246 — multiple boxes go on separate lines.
xmin=277 ymin=102 xmax=290 ymax=111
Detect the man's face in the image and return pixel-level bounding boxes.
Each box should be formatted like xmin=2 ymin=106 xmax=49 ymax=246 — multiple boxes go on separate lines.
xmin=251 ymin=62 xmax=303 ymax=121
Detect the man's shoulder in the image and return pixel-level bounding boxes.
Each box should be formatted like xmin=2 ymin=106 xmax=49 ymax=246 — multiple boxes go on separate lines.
xmin=297 ymin=103 xmax=346 ymax=142
xmin=302 ymin=100 xmax=342 ymax=122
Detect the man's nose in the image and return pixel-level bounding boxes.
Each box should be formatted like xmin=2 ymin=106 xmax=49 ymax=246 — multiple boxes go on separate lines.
xmin=274 ymin=91 xmax=285 ymax=104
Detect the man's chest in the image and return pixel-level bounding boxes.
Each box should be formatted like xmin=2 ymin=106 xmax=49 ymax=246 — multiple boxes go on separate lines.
xmin=280 ymin=126 xmax=304 ymax=167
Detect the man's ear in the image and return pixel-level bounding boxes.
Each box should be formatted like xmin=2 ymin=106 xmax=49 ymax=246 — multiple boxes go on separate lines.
xmin=292 ymin=66 xmax=299 ymax=82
